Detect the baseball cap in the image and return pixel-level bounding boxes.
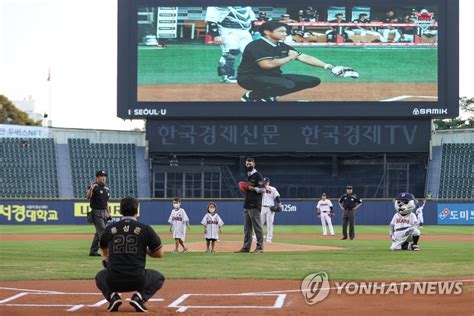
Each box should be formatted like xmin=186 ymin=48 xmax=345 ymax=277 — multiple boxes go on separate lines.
xmin=96 ymin=170 xmax=107 ymax=177
xmin=395 ymin=192 xmax=416 ymax=201
xmin=346 ymin=185 xmax=353 ymax=189
xmin=322 ymin=193 xmax=327 ymax=196
xmin=263 ymin=177 xmax=270 ymax=183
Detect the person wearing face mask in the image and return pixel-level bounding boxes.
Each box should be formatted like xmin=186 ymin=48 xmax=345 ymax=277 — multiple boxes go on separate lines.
xmin=168 ymin=197 xmax=191 ymax=253
xmin=236 ymin=157 xmax=266 ymax=253
xmin=201 ymin=202 xmax=224 ymax=253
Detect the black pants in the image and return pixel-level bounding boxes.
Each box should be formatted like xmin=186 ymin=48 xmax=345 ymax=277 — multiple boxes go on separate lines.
xmin=342 ymin=209 xmax=356 ymax=239
xmin=95 ymin=269 xmax=165 ymax=302
xmin=242 ymin=208 xmax=263 ymax=251
xmin=89 ymin=209 xmax=107 ymax=254
xmin=238 ymin=74 xmax=321 ymax=99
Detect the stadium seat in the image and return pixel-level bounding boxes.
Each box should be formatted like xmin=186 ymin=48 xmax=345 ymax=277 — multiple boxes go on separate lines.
xmin=438 ymin=143 xmax=473 ymax=199
xmin=68 ymin=139 xmax=138 ymax=198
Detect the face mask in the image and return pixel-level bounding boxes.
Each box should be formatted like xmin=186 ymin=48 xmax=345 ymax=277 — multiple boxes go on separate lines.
xmin=209 ymin=207 xmax=216 ymax=213
xmin=246 ymin=166 xmax=254 ymax=172
xmin=173 ymin=203 xmax=180 ymax=209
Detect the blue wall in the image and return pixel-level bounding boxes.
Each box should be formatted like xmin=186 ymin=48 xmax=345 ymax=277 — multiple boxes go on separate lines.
xmin=1 ymin=199 xmax=473 ymax=225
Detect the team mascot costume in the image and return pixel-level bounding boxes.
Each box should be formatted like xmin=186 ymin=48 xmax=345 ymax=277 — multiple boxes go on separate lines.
xmin=389 ymin=192 xmax=421 ymax=251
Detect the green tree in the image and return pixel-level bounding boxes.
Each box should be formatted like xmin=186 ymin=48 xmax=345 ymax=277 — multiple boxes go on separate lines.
xmin=433 ymin=97 xmax=474 ymax=130
xmin=0 ymin=95 xmax=42 ymax=126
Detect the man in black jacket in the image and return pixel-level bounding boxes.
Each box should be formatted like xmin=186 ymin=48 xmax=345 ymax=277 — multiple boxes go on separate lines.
xmin=236 ymin=158 xmax=265 ymax=253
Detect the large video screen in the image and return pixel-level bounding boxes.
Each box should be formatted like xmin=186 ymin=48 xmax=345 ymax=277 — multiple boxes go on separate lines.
xmin=117 ymin=0 xmax=459 ymax=118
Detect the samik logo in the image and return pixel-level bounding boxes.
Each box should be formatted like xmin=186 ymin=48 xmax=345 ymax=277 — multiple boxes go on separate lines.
xmin=412 ymin=108 xmax=448 ymax=116
xmin=301 ymin=272 xmax=330 ymax=305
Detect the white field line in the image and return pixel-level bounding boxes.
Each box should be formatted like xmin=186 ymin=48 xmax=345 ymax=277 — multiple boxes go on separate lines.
xmin=167 ymin=293 xmax=287 ymax=312
xmin=66 ymin=304 xmax=84 ymax=312
xmin=89 ymin=299 xmax=107 ymax=307
xmin=0 ymin=292 xmax=28 ymax=304
xmin=0 ymin=287 xmax=61 ymax=294
xmin=168 ymin=294 xmax=191 ymax=308
xmin=273 ymin=294 xmax=286 ymax=308
xmin=242 ymin=278 xmax=474 ymax=295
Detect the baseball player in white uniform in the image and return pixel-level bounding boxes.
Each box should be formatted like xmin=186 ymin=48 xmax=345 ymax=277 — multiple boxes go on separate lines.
xmin=253 ymin=177 xmax=281 ymax=243
xmin=389 ymin=192 xmax=421 ymax=251
xmin=168 ymin=197 xmax=191 ymax=253
xmin=414 ymin=199 xmax=425 ymax=227
xmin=205 ymin=6 xmax=256 ymax=83
xmin=201 ymin=202 xmax=224 ymax=253
xmin=317 ymin=193 xmax=335 ymax=236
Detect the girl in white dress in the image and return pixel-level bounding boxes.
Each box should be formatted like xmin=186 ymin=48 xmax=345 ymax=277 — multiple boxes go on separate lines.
xmin=168 ymin=197 xmax=191 ymax=253
xmin=200 ymin=202 xmax=224 ymax=253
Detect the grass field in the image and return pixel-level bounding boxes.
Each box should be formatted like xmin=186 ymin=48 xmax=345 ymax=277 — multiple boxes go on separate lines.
xmin=1 ymin=225 xmax=472 ymax=282
xmin=137 ymin=45 xmax=438 ymax=85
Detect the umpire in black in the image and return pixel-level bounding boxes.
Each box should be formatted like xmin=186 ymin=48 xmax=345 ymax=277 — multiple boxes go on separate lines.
xmin=338 ymin=185 xmax=363 ymax=240
xmin=236 ymin=158 xmax=265 ymax=253
xmin=87 ymin=170 xmax=111 ymax=256
xmin=95 ymin=197 xmax=165 ymax=312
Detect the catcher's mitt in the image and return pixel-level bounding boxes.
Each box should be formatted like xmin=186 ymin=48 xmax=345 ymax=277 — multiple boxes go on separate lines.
xmin=325 ymin=64 xmax=359 ymax=79
xmin=270 ymin=204 xmax=283 ymax=212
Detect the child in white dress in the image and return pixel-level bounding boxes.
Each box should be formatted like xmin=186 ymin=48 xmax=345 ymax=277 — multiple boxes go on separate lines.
xmin=200 ymin=202 xmax=224 ymax=253
xmin=168 ymin=197 xmax=191 ymax=253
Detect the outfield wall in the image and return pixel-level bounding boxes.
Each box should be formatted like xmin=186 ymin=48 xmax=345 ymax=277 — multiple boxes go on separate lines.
xmin=0 ymin=200 xmax=473 ymax=226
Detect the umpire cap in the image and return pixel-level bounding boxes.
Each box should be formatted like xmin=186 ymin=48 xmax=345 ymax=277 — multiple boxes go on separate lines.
xmin=395 ymin=192 xmax=416 ymax=201
xmin=96 ymin=170 xmax=107 ymax=177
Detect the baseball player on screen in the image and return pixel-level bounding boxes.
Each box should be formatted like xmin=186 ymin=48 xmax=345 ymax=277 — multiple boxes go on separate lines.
xmin=316 ymin=193 xmax=335 ymax=236
xmin=205 ymin=6 xmax=256 ymax=83
xmin=237 ymin=20 xmax=359 ymax=102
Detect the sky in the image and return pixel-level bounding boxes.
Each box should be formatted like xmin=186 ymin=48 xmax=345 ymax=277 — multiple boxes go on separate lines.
xmin=0 ymin=0 xmax=472 ymax=131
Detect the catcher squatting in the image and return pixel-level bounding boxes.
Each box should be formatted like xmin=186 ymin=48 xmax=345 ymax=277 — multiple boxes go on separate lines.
xmin=238 ymin=20 xmax=359 ymax=102
xmin=205 ymin=8 xmax=359 ymax=102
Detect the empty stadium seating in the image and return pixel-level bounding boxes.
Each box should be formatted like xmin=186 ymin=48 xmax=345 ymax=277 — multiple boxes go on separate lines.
xmin=438 ymin=143 xmax=474 ymax=199
xmin=0 ymin=138 xmax=59 ymax=198
xmin=68 ymin=139 xmax=137 ymax=198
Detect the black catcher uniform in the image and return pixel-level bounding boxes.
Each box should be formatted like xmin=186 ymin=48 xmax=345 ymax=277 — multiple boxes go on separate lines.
xmin=95 ymin=217 xmax=165 ymax=304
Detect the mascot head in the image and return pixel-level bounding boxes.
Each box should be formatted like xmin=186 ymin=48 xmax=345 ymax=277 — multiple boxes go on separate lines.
xmin=394 ymin=192 xmax=417 ymax=216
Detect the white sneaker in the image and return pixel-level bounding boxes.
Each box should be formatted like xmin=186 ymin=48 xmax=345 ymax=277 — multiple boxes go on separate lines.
xmin=221 ymin=75 xmax=237 ymax=84
xmin=266 ymin=239 xmax=272 ymax=243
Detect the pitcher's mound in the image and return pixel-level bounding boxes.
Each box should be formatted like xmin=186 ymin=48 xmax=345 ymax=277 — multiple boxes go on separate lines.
xmin=163 ymin=241 xmax=344 ymax=253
